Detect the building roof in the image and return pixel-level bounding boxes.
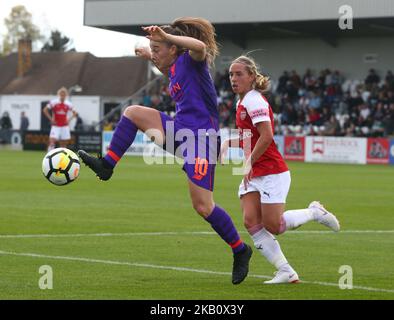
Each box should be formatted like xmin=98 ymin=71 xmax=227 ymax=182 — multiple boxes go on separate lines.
xmin=0 ymin=51 xmax=149 ymax=96
xmin=84 ymin=0 xmax=394 ymax=26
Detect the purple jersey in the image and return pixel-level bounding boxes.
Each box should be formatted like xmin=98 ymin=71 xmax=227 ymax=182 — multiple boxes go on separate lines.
xmin=168 ymin=51 xmax=219 ymax=133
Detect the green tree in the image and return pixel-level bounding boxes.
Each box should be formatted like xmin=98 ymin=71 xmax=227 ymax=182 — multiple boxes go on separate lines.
xmin=2 ymin=5 xmax=42 ymax=55
xmin=41 ymin=30 xmax=75 ymax=52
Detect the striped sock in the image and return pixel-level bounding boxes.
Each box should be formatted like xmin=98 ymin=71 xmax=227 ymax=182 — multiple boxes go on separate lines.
xmin=205 ymin=205 xmax=245 ymax=254
xmin=104 ymin=116 xmax=138 ymax=168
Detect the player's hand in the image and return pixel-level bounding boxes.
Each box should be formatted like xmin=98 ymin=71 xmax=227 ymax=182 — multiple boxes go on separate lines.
xmin=219 ymin=140 xmax=230 ymax=165
xmin=142 ymin=25 xmax=168 ymax=42
xmin=243 ymin=156 xmax=253 ymax=190
xmin=243 ymin=169 xmax=253 ymax=191
xmin=135 ymin=46 xmax=152 ymax=60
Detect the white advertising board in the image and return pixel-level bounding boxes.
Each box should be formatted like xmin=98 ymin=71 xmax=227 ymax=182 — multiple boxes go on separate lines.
xmin=305 ymin=136 xmax=367 ymax=164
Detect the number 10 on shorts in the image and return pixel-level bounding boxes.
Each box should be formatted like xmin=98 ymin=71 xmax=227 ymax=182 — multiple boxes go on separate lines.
xmin=193 ymin=157 xmax=208 ymax=181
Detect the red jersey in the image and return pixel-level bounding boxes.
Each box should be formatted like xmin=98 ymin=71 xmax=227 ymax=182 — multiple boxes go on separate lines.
xmin=48 ymin=99 xmax=73 ymax=127
xmin=236 ymin=90 xmax=288 ymax=177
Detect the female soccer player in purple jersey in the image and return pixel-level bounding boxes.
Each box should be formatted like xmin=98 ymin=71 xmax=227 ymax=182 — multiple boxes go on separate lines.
xmin=78 ymin=17 xmax=252 ymax=285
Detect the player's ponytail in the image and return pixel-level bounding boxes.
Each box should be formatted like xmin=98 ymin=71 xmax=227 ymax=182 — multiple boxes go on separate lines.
xmin=162 ymin=17 xmax=219 ymax=65
xmin=255 ymin=73 xmax=271 ymax=94
xmin=232 ymin=55 xmax=271 ymax=94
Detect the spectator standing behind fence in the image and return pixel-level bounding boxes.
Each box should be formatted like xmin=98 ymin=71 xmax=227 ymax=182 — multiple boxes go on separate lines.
xmin=75 ymin=114 xmax=84 ymax=131
xmin=0 ymin=111 xmax=13 ymax=144
xmin=0 ymin=112 xmax=13 ymax=130
xmin=365 ymin=69 xmax=380 ymax=86
xmin=20 ymin=112 xmax=29 ymax=132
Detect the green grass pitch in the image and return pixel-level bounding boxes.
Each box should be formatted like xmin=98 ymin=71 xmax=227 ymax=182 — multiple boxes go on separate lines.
xmin=0 ymin=150 xmax=393 ymax=299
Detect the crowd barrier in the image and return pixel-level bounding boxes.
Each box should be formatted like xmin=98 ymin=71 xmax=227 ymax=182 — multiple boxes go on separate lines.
xmin=20 ymin=130 xmax=102 ymax=153
xmin=7 ymin=129 xmax=392 ymax=166
xmin=102 ymin=130 xmax=394 ymax=166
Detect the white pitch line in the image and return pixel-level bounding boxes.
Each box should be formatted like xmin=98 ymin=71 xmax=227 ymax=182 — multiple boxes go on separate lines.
xmin=0 ymin=230 xmax=394 ymax=239
xmin=0 ymin=249 xmax=393 ymax=294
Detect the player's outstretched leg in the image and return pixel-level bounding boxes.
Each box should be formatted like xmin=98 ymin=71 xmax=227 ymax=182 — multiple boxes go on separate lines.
xmin=308 ymin=201 xmax=340 ymax=232
xmin=279 ymin=202 xmax=340 ymax=233
xmin=78 ymin=114 xmax=139 ymax=180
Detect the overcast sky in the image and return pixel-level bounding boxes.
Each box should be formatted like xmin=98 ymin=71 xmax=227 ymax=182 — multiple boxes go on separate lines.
xmin=0 ymin=0 xmax=149 ymax=56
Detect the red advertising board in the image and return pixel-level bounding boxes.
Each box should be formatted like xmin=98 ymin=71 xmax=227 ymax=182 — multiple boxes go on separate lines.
xmin=284 ymin=136 xmax=305 ymax=161
xmin=366 ymin=138 xmax=389 ymax=164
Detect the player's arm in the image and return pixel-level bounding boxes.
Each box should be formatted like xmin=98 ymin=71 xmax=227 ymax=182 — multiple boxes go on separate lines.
xmin=142 ymin=25 xmax=207 ymax=61
xmin=242 ymin=121 xmax=272 ymax=189
xmin=244 ymin=94 xmax=272 ymax=166
xmin=68 ymin=110 xmax=78 ymax=123
xmin=220 ymin=137 xmax=240 ymax=164
xmin=249 ymin=122 xmax=273 ymax=166
xmin=223 ymin=138 xmax=241 ymax=149
xmin=43 ymin=104 xmax=54 ymax=124
xmin=166 ymin=34 xmax=206 ymax=61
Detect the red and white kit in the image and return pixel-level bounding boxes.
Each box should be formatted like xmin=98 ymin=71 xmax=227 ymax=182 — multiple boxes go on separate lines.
xmin=48 ymin=99 xmax=73 ymax=140
xmin=236 ymin=89 xmax=290 ymax=203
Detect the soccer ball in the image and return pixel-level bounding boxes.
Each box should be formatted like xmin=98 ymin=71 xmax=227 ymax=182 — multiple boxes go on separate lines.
xmin=42 ymin=148 xmax=80 ymax=186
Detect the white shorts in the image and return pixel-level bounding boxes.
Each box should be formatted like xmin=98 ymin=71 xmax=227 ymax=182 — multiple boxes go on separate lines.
xmin=49 ymin=126 xmax=71 ymax=141
xmin=238 ymin=171 xmax=291 ymax=204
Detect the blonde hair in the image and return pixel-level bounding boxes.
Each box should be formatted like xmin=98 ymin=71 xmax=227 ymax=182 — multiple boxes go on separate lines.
xmin=231 ymin=55 xmax=271 ymax=94
xmin=57 ymin=87 xmax=68 ymax=96
xmin=161 ymin=17 xmax=219 ymax=65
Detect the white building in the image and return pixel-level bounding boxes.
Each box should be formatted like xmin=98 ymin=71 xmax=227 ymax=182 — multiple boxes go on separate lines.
xmin=0 ymin=49 xmax=150 ymax=131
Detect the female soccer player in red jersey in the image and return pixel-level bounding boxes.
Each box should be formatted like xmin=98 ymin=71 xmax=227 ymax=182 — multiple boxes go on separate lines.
xmin=78 ymin=18 xmax=252 ymax=285
xmin=222 ymin=56 xmax=340 ymax=283
xmin=43 ymin=87 xmax=78 ymax=151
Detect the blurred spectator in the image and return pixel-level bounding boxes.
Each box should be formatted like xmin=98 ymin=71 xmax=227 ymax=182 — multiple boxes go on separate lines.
xmin=303 ymin=69 xmax=316 ymax=90
xmin=0 ymin=111 xmax=13 ymax=129
xmin=277 ymin=71 xmax=289 ymax=93
xmin=103 ymin=120 xmax=114 ymax=131
xmin=75 ymin=115 xmax=84 ymax=131
xmin=20 ymin=111 xmax=29 ymax=132
xmin=219 ymin=102 xmax=231 ymax=128
xmin=309 ymin=91 xmax=322 ymax=109
xmin=290 ymin=70 xmax=302 ymax=89
xmin=0 ymin=111 xmax=13 ymax=144
xmin=385 ymin=70 xmax=394 ymax=90
xmin=281 ymin=102 xmax=298 ymax=125
xmin=142 ymin=90 xmax=153 ymax=107
xmin=383 ymin=104 xmax=394 ymax=136
xmin=308 ymin=108 xmax=321 ymax=126
xmin=331 ymin=70 xmax=343 ymax=86
xmin=321 ymin=115 xmax=341 ymax=136
xmin=365 ymin=69 xmax=380 ymax=86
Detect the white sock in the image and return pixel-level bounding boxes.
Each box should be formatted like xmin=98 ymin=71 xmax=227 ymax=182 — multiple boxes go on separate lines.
xmin=283 ymin=208 xmax=316 ymax=230
xmin=251 ymin=228 xmax=294 ymax=272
